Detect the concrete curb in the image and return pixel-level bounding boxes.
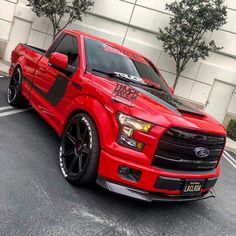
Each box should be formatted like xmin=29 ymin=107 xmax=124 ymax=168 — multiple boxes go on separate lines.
xmin=225 ymin=146 xmax=236 ymax=154
xmin=225 ymin=137 xmax=236 ymax=154
xmin=0 ymin=71 xmax=9 ymax=77
xmin=225 ymin=147 xmax=236 ymax=155
xmin=0 ymin=60 xmax=10 ymax=76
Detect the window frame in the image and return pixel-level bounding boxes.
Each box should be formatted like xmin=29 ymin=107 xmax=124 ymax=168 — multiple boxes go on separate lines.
xmin=45 ymin=32 xmax=80 ymax=69
xmin=84 ymin=37 xmax=171 ymax=94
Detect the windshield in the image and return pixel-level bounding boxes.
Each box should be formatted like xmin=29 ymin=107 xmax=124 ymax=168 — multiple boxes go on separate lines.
xmin=85 ymin=38 xmax=171 ymax=94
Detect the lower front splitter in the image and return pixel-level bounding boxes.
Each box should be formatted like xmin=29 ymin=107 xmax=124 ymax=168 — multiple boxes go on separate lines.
xmin=96 ymin=176 xmax=216 ymax=202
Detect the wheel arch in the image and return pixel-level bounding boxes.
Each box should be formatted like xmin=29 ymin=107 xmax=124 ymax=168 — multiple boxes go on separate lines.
xmin=12 ymin=64 xmax=22 ymax=74
xmin=14 ymin=56 xmax=26 ymax=72
xmin=61 ymin=96 xmax=117 ymax=150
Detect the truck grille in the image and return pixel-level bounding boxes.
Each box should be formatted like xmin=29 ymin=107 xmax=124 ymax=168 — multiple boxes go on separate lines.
xmin=152 ymin=127 xmax=225 ymax=171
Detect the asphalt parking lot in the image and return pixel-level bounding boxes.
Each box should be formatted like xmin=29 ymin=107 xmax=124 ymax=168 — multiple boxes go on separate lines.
xmin=0 ymin=75 xmax=236 ymax=236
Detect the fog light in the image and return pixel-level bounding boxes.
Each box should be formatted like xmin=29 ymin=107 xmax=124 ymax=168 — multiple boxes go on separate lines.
xmin=118 ymin=166 xmax=142 ymax=182
xmin=119 ymin=134 xmax=144 ymax=151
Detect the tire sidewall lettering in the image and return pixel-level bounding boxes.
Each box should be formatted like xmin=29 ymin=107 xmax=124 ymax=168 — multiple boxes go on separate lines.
xmin=82 ymin=117 xmax=93 ymax=149
xmin=59 ymin=145 xmax=68 ymax=178
xmin=59 ymin=115 xmax=93 ymax=179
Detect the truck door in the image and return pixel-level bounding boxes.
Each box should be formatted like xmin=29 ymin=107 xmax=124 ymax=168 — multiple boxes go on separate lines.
xmin=30 ymin=33 xmax=79 ymax=133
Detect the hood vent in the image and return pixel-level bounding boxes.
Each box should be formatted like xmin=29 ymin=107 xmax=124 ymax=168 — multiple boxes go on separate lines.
xmin=133 ymin=85 xmax=205 ymax=117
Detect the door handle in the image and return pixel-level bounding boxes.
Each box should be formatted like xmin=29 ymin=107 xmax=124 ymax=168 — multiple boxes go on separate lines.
xmin=39 ymin=66 xmax=47 ymax=73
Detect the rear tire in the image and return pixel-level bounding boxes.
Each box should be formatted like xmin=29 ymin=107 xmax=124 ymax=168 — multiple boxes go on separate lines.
xmin=7 ymin=67 xmax=28 ymax=108
xmin=59 ymin=113 xmax=100 ymax=186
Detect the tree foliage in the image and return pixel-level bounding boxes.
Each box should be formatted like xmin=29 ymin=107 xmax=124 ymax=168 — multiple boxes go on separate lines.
xmin=157 ymin=0 xmax=227 ymax=89
xmin=227 ymin=119 xmax=236 ymax=141
xmin=28 ymin=0 xmax=95 ymax=39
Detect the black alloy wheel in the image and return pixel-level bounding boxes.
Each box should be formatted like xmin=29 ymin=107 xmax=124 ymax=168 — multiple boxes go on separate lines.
xmin=7 ymin=67 xmax=28 ymax=108
xmin=8 ymin=68 xmax=20 ymax=103
xmin=59 ymin=114 xmax=100 ymax=185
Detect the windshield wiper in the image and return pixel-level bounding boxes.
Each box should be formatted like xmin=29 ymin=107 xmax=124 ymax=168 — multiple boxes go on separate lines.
xmin=131 ymin=82 xmax=170 ymax=94
xmin=91 ymin=69 xmax=131 ymax=83
xmin=146 ymin=85 xmax=170 ymax=94
xmin=92 ymin=69 xmax=171 ymax=94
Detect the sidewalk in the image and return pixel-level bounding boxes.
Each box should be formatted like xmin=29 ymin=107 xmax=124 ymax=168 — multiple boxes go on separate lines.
xmin=225 ymin=137 xmax=236 ymax=154
xmin=0 ymin=59 xmax=10 ymax=76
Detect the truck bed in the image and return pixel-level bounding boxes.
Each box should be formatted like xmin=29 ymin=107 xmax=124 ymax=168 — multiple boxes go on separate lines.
xmin=23 ymin=44 xmax=46 ymax=55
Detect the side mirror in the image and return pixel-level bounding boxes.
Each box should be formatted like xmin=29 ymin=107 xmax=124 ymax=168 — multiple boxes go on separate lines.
xmin=49 ymin=52 xmax=68 ymax=70
xmin=170 ymin=87 xmax=175 ymax=95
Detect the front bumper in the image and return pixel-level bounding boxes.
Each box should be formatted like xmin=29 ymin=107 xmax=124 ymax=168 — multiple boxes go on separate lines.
xmin=97 ymin=150 xmax=220 ymax=201
xmin=97 ymin=176 xmax=216 ymax=202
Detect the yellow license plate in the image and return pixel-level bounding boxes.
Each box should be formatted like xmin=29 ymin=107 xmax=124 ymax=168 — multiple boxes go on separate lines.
xmin=183 ymin=181 xmax=203 ymax=195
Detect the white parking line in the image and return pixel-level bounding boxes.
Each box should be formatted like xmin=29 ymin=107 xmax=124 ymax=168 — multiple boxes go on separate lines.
xmin=224 ymin=150 xmax=236 ymax=164
xmin=0 ymin=108 xmax=30 ymax=118
xmin=0 ymin=106 xmax=13 ymax=111
xmin=223 ymin=151 xmax=236 ymax=169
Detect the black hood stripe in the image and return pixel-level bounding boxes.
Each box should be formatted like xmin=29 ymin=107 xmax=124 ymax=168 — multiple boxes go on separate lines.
xmin=132 ymin=85 xmax=205 ymax=117
xmin=132 ymin=86 xmax=181 ymax=115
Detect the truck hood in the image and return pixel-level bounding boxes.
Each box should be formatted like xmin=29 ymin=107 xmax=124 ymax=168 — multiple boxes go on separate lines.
xmin=92 ymin=75 xmax=226 ymax=135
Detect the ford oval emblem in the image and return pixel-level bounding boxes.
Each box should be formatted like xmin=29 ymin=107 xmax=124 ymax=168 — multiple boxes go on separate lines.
xmin=194 ymin=147 xmax=209 ymax=158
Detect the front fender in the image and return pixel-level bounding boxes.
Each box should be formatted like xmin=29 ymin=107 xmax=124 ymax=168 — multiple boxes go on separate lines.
xmin=61 ymin=95 xmax=119 ymax=150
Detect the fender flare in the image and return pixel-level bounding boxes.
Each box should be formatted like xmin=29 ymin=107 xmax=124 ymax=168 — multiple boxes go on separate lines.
xmin=61 ymin=95 xmax=118 ymax=149
xmin=15 ymin=56 xmax=26 ymax=72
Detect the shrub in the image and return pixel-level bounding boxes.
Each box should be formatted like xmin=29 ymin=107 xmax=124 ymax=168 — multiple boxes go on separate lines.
xmin=227 ymin=119 xmax=236 ymax=141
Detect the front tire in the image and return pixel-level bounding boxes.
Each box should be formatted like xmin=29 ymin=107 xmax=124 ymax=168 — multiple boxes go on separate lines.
xmin=59 ymin=113 xmax=100 ymax=186
xmin=7 ymin=67 xmax=28 ymax=108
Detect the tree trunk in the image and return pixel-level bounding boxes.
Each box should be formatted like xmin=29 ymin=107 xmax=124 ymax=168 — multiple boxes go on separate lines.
xmin=54 ymin=30 xmax=61 ymax=40
xmin=173 ymin=71 xmax=180 ymax=89
xmin=52 ymin=25 xmax=57 ymax=41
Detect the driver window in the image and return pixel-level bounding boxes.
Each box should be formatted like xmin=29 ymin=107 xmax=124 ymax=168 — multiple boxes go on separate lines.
xmin=52 ymin=34 xmax=78 ymax=67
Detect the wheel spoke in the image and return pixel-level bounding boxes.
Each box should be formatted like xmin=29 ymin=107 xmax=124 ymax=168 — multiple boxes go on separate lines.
xmin=78 ymin=154 xmax=83 ymax=172
xmin=62 ymin=118 xmax=93 ymax=177
xmin=14 ymin=79 xmax=19 ymax=86
xmin=68 ymin=155 xmax=78 ymax=173
xmin=15 ymin=72 xmax=20 ymax=82
xmin=76 ymin=123 xmax=82 ymax=142
xmin=13 ymin=75 xmax=18 ymax=85
xmin=82 ymin=145 xmax=90 ymax=155
xmin=64 ymin=148 xmax=75 ymax=157
xmin=14 ymin=85 xmax=19 ymax=91
xmin=9 ymin=85 xmax=15 ymax=89
xmin=67 ymin=132 xmax=77 ymax=144
xmin=82 ymin=128 xmax=88 ymax=143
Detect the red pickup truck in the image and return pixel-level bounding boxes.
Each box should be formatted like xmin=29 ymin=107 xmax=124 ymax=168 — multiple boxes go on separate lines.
xmin=8 ymin=29 xmax=226 ymax=202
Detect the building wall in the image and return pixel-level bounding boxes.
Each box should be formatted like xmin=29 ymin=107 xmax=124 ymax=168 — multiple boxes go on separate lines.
xmin=0 ymin=0 xmax=236 ymax=125
xmin=0 ymin=0 xmax=17 ymax=58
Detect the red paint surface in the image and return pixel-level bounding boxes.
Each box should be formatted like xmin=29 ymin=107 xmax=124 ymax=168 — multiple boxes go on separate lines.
xmin=9 ymin=30 xmax=226 ymax=195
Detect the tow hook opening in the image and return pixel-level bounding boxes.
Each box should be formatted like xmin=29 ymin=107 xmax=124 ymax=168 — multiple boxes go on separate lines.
xmin=118 ymin=166 xmax=142 ymax=182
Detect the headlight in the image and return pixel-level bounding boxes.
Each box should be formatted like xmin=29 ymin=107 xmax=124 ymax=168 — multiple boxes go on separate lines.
xmin=117 ymin=112 xmax=152 ymax=151
xmin=117 ymin=113 xmax=152 ymax=133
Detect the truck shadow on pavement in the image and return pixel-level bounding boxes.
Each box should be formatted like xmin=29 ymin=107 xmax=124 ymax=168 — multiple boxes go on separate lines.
xmin=1 ymin=103 xmax=230 ymax=236
xmin=22 ymin=109 xmax=202 ymax=208
xmin=1 ymin=76 xmax=234 ymax=236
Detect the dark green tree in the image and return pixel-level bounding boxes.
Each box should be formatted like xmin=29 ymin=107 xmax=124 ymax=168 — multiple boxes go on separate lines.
xmin=157 ymin=0 xmax=227 ymax=89
xmin=27 ymin=0 xmax=95 ymax=39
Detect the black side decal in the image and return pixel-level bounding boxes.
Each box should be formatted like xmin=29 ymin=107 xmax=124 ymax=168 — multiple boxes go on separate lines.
xmin=23 ymin=75 xmax=69 ymax=106
xmin=45 ymin=75 xmax=69 ymax=106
